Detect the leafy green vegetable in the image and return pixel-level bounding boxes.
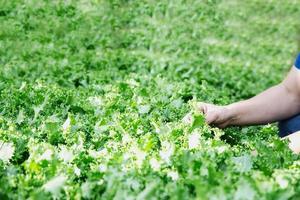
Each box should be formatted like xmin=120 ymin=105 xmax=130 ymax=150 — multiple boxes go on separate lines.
xmin=192 ymin=114 xmax=205 ymax=130
xmin=0 ymin=0 xmax=300 ymax=199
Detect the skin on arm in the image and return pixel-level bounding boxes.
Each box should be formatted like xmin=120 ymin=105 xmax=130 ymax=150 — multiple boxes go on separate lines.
xmin=194 ymin=66 xmax=300 ymax=154
xmin=197 ymin=66 xmax=300 ymax=128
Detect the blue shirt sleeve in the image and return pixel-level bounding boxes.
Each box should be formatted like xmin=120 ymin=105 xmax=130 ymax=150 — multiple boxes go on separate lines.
xmin=295 ymin=53 xmax=300 ymax=69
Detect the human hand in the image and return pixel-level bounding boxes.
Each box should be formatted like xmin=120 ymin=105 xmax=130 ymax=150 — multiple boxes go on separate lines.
xmin=183 ymin=102 xmax=234 ymax=128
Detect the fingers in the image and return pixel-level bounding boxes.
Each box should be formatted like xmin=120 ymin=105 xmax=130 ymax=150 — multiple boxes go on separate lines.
xmin=183 ymin=102 xmax=225 ymax=127
xmin=182 ymin=111 xmax=220 ymax=126
xmin=218 ymin=121 xmax=229 ymax=129
xmin=196 ymin=102 xmax=220 ymax=125
xmin=205 ymin=111 xmax=218 ymax=125
xmin=195 ymin=102 xmax=207 ymax=114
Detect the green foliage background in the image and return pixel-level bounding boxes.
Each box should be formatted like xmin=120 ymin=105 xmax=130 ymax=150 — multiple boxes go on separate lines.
xmin=0 ymin=0 xmax=300 ymax=199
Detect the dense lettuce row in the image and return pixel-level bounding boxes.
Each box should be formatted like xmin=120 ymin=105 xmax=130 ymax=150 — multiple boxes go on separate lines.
xmin=0 ymin=0 xmax=300 ymax=199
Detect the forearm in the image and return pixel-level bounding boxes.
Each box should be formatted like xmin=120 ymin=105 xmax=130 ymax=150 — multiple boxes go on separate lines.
xmin=227 ymin=83 xmax=300 ymax=126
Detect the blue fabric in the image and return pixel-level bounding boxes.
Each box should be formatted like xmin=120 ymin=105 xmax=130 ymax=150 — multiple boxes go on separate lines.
xmin=278 ymin=114 xmax=300 ymax=137
xmin=276 ymin=54 xmax=300 ymax=136
xmin=295 ymin=53 xmax=300 ymax=69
